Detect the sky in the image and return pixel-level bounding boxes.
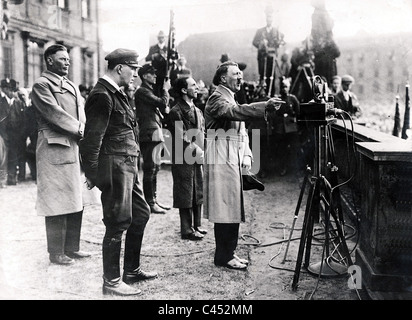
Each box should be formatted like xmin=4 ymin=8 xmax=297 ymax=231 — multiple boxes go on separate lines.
xmin=98 ymin=0 xmax=412 ymax=56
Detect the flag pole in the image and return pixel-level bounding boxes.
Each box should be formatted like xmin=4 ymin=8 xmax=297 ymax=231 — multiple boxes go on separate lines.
xmin=401 ymin=82 xmax=410 ymax=140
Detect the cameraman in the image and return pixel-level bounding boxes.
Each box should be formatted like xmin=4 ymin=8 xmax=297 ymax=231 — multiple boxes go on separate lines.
xmin=252 ymin=6 xmax=285 ymax=97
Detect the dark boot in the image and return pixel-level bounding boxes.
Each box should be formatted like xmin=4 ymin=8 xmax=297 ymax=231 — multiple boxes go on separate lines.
xmin=123 ymin=232 xmax=157 ymax=284
xmin=193 ymin=205 xmax=207 ymax=234
xmin=102 ymin=233 xmax=122 ymax=282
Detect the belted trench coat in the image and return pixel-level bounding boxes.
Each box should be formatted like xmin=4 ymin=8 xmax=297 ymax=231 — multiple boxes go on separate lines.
xmin=203 ymin=85 xmax=268 ymax=223
xmin=31 ymin=70 xmax=85 ymax=216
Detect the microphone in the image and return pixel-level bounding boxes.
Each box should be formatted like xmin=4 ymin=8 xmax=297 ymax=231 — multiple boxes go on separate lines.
xmin=326 ymin=95 xmax=344 ymax=116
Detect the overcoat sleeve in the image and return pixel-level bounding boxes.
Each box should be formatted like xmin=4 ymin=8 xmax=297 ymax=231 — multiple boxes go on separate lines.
xmin=31 ymin=81 xmax=83 ymax=137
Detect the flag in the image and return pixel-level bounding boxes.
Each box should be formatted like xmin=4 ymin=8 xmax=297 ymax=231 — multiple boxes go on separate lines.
xmin=166 ymin=9 xmax=178 ymax=79
xmin=392 ymin=89 xmax=401 ymax=137
xmin=401 ymin=83 xmax=410 ymax=140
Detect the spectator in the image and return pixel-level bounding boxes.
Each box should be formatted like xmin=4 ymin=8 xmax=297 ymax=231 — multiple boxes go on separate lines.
xmin=134 ymin=63 xmax=172 ymax=214
xmin=145 ymin=30 xmax=168 ymax=97
xmin=334 ymin=74 xmax=362 ymax=119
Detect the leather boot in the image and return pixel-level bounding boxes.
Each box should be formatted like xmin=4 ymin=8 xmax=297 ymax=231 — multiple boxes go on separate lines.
xmin=194 ymin=205 xmax=207 ymax=234
xmin=102 ymin=234 xmax=122 ymax=281
xmin=102 ymin=277 xmax=141 ymax=296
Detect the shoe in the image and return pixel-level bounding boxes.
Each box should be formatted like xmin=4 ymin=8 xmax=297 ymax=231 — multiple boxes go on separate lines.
xmin=194 ymin=227 xmax=208 ymax=235
xmin=181 ymin=231 xmax=204 ymax=240
xmin=233 ymin=254 xmax=249 ymax=265
xmin=103 ymin=281 xmax=142 ymax=296
xmin=123 ymin=268 xmax=158 ymax=284
xmin=49 ymin=254 xmax=74 ymax=265
xmin=65 ymin=251 xmax=91 ymax=259
xmin=156 ymin=201 xmax=171 ymax=210
xmin=216 ymin=258 xmax=247 ymax=270
xmin=150 ymin=203 xmax=167 ymax=214
xmin=6 ymin=178 xmax=16 ymax=186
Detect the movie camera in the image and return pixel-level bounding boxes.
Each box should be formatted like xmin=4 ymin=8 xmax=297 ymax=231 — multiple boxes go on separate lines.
xmin=297 ymin=75 xmax=344 ymax=125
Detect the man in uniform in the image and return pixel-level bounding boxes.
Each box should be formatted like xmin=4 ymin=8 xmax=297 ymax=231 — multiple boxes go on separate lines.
xmin=134 ymin=64 xmax=171 ymax=214
xmin=145 ymin=31 xmax=168 ymax=97
xmin=79 ymin=49 xmax=158 ymax=296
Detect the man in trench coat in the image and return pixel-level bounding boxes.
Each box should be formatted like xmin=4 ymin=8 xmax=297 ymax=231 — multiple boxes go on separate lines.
xmin=204 ymin=61 xmax=282 ymax=270
xmin=31 ymin=44 xmax=90 ymax=265
xmin=169 ymin=76 xmax=207 ymax=241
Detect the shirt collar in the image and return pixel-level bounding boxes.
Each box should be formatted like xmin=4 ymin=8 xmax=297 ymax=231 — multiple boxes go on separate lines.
xmin=102 ymin=74 xmax=121 ymax=92
xmin=220 ymin=84 xmax=235 ymax=99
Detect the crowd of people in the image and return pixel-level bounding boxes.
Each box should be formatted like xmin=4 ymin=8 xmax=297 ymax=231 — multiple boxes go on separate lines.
xmin=0 ymin=3 xmax=364 ymax=297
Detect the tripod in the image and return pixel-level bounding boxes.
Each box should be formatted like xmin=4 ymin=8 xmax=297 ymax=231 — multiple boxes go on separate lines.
xmin=284 ymin=120 xmax=353 ymax=291
xmin=260 ymin=49 xmax=283 ymax=98
xmin=290 ymin=64 xmax=315 ymax=103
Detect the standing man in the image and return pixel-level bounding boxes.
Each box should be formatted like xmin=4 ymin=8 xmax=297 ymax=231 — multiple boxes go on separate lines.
xmin=145 ymin=31 xmax=168 ymax=97
xmin=0 ymin=78 xmax=17 ymax=187
xmin=169 ymin=76 xmax=206 ymax=241
xmin=79 ymin=49 xmax=158 ymax=297
xmin=7 ymin=86 xmax=29 ymax=184
xmin=204 ymin=61 xmax=282 ymax=270
xmin=31 ymin=44 xmax=90 ymax=265
xmin=334 ymin=74 xmax=362 ymax=119
xmin=134 ymin=64 xmax=171 ymax=214
xmin=252 ymin=6 xmax=285 ymax=97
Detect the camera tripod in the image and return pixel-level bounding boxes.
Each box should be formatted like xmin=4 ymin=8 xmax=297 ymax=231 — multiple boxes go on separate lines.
xmin=283 ymin=120 xmax=353 ymax=291
xmin=290 ymin=64 xmax=315 ymax=103
xmin=261 ymin=49 xmax=284 ymax=98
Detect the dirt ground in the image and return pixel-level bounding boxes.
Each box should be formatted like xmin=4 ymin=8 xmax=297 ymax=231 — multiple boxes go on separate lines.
xmin=0 ymin=164 xmax=366 ymax=302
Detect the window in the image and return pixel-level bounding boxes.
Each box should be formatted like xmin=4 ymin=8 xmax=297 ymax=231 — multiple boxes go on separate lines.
xmin=82 ymin=49 xmax=94 ymax=87
xmin=81 ymin=0 xmax=90 ymax=19
xmin=57 ymin=0 xmax=69 ymax=10
xmin=1 ymin=46 xmax=14 ymax=80
xmin=27 ymin=40 xmax=44 ymax=88
xmin=1 ymin=33 xmax=14 ymax=79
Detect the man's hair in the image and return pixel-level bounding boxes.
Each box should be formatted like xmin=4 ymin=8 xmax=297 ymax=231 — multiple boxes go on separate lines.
xmin=44 ymin=44 xmax=67 ymax=63
xmin=212 ymin=61 xmax=238 ymax=86
xmin=174 ymin=76 xmax=190 ymax=98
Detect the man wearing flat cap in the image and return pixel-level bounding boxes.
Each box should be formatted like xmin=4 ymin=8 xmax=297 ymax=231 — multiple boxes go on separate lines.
xmin=79 ymin=48 xmax=158 ymax=296
xmin=334 ymin=74 xmax=362 ymax=119
xmin=134 ymin=63 xmax=171 ymax=214
xmin=146 ymin=30 xmax=168 ymax=97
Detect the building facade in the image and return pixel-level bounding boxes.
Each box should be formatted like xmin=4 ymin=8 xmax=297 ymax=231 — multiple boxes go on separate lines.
xmin=0 ymin=0 xmax=102 ymax=90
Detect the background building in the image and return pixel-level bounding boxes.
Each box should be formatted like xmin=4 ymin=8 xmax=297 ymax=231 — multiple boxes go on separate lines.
xmin=0 ymin=0 xmax=103 ymax=90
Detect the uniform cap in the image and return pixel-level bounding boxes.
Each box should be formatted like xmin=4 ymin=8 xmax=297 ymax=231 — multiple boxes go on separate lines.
xmin=138 ymin=63 xmax=157 ymax=77
xmin=105 ymin=48 xmax=141 ymax=68
xmin=0 ymin=78 xmax=18 ymax=91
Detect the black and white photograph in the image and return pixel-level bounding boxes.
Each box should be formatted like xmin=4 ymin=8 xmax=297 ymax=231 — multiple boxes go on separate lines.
xmin=0 ymin=0 xmax=412 ymax=306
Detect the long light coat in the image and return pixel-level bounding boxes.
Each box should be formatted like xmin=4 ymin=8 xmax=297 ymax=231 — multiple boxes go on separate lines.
xmin=31 ymin=70 xmax=85 ymax=216
xmin=203 ymin=85 xmax=268 ymax=223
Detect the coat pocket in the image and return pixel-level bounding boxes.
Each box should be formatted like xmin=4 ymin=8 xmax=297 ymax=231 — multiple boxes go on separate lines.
xmin=46 ymin=136 xmax=76 ymax=165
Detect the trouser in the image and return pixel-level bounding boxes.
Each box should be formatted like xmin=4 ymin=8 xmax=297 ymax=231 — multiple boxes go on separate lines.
xmin=140 ymin=141 xmax=162 ymax=206
xmin=179 ymin=204 xmax=202 ymax=235
xmin=214 ymin=223 xmax=240 ymax=265
xmin=98 ymin=154 xmax=150 ymax=282
xmin=7 ymin=132 xmax=26 ymax=181
xmin=45 ymin=211 xmax=83 ymax=255
xmin=0 ymin=135 xmax=7 ymax=186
